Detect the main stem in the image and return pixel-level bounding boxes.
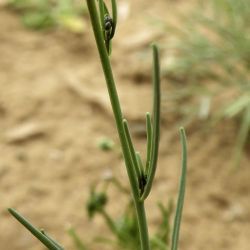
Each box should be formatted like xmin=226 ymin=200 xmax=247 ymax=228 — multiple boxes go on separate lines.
xmin=86 ymin=1 xmax=150 ymax=250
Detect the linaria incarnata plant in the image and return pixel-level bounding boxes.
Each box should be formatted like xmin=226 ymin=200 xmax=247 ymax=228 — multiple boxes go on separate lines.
xmin=8 ymin=1 xmax=187 ymax=250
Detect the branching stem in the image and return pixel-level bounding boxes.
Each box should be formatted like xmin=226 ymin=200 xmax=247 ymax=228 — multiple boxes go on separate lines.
xmin=86 ymin=1 xmax=150 ymax=250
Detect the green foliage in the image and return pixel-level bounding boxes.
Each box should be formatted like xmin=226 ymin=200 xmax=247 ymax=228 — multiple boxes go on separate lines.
xmin=166 ymin=0 xmax=250 ymax=165
xmin=87 ymin=190 xmax=108 ymax=218
xmin=8 ymin=208 xmax=64 ymax=250
xmin=7 ymin=0 xmax=87 ymax=32
xmin=69 ymin=176 xmax=174 ymax=250
xmin=8 ymin=1 xmax=187 ymax=250
xmin=86 ymin=1 xmax=187 ymax=249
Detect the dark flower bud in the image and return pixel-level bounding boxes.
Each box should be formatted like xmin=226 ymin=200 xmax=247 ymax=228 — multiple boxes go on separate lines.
xmin=104 ymin=14 xmax=113 ymax=32
xmin=86 ymin=191 xmax=108 ymax=218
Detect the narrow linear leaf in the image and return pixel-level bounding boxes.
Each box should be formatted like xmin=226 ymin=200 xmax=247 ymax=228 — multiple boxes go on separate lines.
xmin=102 ymin=0 xmax=110 ymax=15
xmin=141 ymin=44 xmax=161 ymax=200
xmin=41 ymin=230 xmax=64 ymax=250
xmin=98 ymin=0 xmax=105 ymax=38
xmin=123 ymin=119 xmax=141 ymax=179
xmin=110 ymin=0 xmax=117 ymax=38
xmin=97 ymin=0 xmax=109 ymax=16
xmin=8 ymin=208 xmax=63 ymax=250
xmin=145 ymin=112 xmax=153 ymax=174
xmin=171 ymin=128 xmax=187 ymax=250
xmin=136 ymin=151 xmax=145 ymax=176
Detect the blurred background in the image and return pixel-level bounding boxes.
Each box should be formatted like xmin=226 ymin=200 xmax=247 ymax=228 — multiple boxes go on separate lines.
xmin=0 ymin=0 xmax=249 ymax=249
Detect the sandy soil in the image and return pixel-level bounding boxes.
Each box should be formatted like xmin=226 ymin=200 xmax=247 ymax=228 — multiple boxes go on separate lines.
xmin=0 ymin=1 xmax=250 ymax=250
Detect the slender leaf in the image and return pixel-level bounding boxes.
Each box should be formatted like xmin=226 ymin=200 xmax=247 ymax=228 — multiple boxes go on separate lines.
xmin=98 ymin=0 xmax=105 ymax=38
xmin=41 ymin=230 xmax=64 ymax=250
xmin=136 ymin=151 xmax=145 ymax=176
xmin=145 ymin=112 xmax=153 ymax=175
xmin=123 ymin=119 xmax=141 ymax=179
xmin=110 ymin=0 xmax=117 ymax=38
xmin=8 ymin=208 xmax=63 ymax=250
xmin=141 ymin=44 xmax=161 ymax=200
xmin=171 ymin=128 xmax=187 ymax=250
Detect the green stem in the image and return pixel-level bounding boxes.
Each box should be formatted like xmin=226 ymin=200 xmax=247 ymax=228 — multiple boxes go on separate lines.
xmin=86 ymin=1 xmax=150 ymax=250
xmin=134 ymin=200 xmax=150 ymax=250
xmin=86 ymin=0 xmax=138 ymax=198
xmin=100 ymin=209 xmax=120 ymax=236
